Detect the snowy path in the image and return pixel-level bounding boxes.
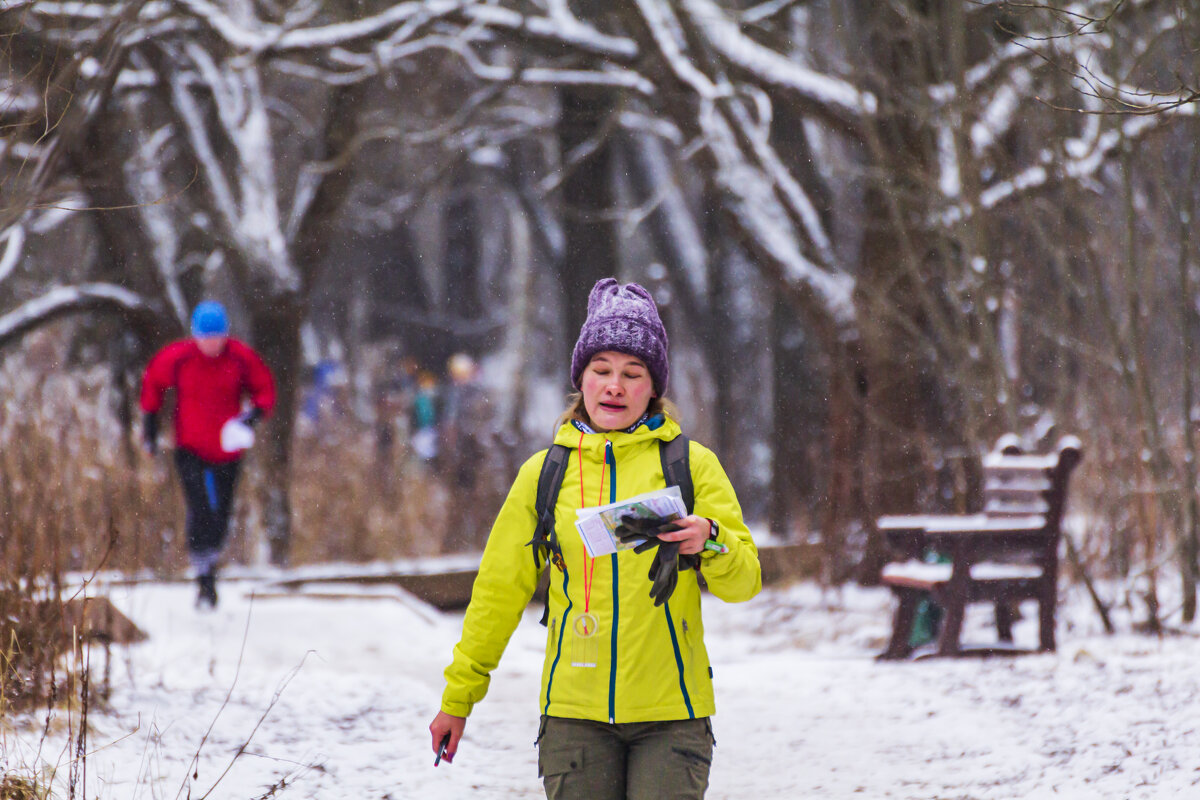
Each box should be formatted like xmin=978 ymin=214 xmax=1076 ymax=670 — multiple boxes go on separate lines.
xmin=10 ymin=577 xmax=1200 ymax=799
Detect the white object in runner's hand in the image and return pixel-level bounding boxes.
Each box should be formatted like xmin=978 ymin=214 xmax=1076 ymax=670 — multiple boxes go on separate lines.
xmin=220 ymin=418 xmax=255 ymax=453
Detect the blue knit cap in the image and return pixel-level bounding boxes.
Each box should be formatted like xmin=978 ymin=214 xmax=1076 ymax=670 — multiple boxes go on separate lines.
xmin=191 ymin=301 xmax=229 ymax=337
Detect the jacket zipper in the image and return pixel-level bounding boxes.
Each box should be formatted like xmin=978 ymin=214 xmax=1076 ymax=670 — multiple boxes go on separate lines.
xmin=664 ymin=605 xmax=696 ymax=718
xmin=542 ymin=569 xmax=572 ymax=716
xmin=606 ymin=439 xmax=618 ymax=724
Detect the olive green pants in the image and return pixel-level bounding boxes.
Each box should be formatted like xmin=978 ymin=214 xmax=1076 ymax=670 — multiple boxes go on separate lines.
xmin=537 ymin=715 xmax=714 ymax=800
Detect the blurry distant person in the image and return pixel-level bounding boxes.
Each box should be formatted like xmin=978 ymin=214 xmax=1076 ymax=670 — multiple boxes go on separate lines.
xmin=302 ymin=360 xmax=341 ymax=425
xmin=411 ymin=370 xmax=441 ymax=465
xmin=374 ymin=353 xmax=418 ymax=487
xmin=140 ymin=301 xmax=275 ymax=608
xmin=429 ymin=279 xmax=761 ymax=799
xmin=439 ymin=353 xmax=494 ymax=553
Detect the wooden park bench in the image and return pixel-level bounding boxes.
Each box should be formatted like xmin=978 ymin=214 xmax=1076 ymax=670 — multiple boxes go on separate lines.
xmin=876 ymin=434 xmax=1083 ymax=660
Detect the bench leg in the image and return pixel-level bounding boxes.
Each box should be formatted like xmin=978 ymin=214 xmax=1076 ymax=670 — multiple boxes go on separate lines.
xmin=995 ymin=601 xmax=1016 ymax=643
xmin=936 ymin=588 xmax=966 ymax=657
xmin=878 ymin=588 xmax=920 ymax=660
xmin=1038 ymin=588 xmax=1057 ymax=652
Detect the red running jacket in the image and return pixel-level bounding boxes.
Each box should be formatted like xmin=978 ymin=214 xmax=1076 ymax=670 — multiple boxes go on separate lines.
xmin=140 ymin=338 xmax=276 ymax=463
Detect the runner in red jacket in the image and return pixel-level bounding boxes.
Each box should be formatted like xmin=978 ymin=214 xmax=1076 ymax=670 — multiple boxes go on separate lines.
xmin=140 ymin=301 xmax=275 ymax=607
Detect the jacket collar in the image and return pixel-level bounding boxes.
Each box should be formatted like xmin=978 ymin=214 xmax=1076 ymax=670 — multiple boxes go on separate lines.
xmin=553 ymin=414 xmax=681 ymax=454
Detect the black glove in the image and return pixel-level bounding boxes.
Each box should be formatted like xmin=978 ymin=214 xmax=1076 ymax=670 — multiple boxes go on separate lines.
xmin=646 ymin=543 xmax=701 ymax=607
xmin=615 ymin=514 xmax=683 ymax=554
xmin=142 ymin=412 xmax=159 ymax=455
xmin=238 ymin=407 xmax=264 ymax=428
xmin=619 ymin=513 xmax=703 ymax=607
xmin=648 ymin=540 xmax=680 ymax=606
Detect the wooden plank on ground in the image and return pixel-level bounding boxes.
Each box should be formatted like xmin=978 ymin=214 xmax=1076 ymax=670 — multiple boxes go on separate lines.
xmin=61 ymin=596 xmax=148 ymax=644
xmin=268 ymin=543 xmax=820 ymax=612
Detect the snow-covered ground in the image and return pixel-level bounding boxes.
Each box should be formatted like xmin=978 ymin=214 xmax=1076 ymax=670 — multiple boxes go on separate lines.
xmin=6 ymin=570 xmax=1200 ymax=799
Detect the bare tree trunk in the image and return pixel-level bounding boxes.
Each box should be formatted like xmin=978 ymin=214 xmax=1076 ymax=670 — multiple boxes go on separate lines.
xmin=1119 ymin=142 xmax=1172 ymax=624
xmin=501 ymin=188 xmax=535 ymax=439
xmin=279 ymin=79 xmax=371 ymax=565
xmin=769 ymin=296 xmax=823 ymax=545
xmin=445 ymin=165 xmax=485 ymax=356
xmin=249 ymin=297 xmax=303 ymax=566
xmin=763 ymin=97 xmax=834 ymax=549
xmin=703 ymin=207 xmax=734 ymax=457
xmin=557 ymin=86 xmax=619 ymax=356
xmin=1176 ymin=148 xmax=1200 ymax=621
xmin=825 ymin=337 xmax=869 ymax=579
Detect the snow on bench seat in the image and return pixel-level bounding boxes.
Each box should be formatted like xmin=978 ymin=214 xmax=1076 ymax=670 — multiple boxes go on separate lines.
xmin=919 ymin=514 xmax=1045 ymax=533
xmin=969 ymin=562 xmax=1044 ymax=580
xmin=878 ymin=513 xmax=1045 ymax=533
xmin=881 ymin=560 xmax=952 ymax=585
xmin=880 ymin=560 xmax=1044 ymax=590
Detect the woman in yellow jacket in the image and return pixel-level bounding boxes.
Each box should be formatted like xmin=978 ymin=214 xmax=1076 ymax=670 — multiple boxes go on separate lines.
xmin=429 ymin=278 xmax=761 ymax=799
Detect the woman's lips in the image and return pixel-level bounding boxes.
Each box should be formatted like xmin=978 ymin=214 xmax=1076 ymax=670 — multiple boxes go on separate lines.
xmin=599 ymin=402 xmax=626 ymax=411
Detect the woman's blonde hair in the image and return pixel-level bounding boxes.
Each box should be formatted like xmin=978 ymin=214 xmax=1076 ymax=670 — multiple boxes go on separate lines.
xmin=555 ymin=393 xmax=678 ymax=432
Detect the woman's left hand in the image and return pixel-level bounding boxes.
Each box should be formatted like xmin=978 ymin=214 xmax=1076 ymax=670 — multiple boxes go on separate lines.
xmin=655 ymin=515 xmax=712 ymax=556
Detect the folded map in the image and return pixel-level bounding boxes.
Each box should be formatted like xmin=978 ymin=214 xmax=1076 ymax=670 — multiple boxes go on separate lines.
xmin=575 ymin=485 xmax=688 ymax=558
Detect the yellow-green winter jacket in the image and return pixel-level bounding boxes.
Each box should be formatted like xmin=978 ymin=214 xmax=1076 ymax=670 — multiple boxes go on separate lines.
xmin=441 ymin=416 xmax=761 ymax=724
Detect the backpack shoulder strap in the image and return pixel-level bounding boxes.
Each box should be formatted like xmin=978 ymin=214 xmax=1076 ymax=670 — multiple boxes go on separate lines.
xmin=659 ymin=434 xmax=693 ymax=514
xmin=528 ymin=444 xmax=571 ymax=570
xmin=530 ymin=443 xmax=571 ymax=627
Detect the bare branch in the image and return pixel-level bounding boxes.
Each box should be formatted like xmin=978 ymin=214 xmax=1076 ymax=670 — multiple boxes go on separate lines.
xmin=168 ymin=0 xmax=639 ymax=62
xmin=632 ymin=0 xmax=723 ymax=102
xmin=0 ymin=224 xmax=25 ymax=285
xmin=939 ymin=102 xmax=1194 ymax=226
xmin=153 ymin=40 xmax=300 ymax=294
xmin=0 ymin=283 xmax=158 ymax=349
xmin=990 ymin=0 xmax=1196 ymax=116
xmin=741 ymin=0 xmax=806 ymax=26
xmin=678 ymin=0 xmax=876 ymax=122
xmin=703 ymin=100 xmax=855 ymax=325
xmin=369 ymin=33 xmax=656 ymax=95
xmin=0 ymin=0 xmax=149 ymax=231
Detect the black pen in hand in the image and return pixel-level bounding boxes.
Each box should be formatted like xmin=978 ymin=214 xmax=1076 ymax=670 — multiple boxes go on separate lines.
xmin=435 ymin=732 xmax=451 ymax=766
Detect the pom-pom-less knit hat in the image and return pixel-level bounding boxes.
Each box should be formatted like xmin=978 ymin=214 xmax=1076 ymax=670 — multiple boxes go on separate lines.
xmin=191 ymin=301 xmax=229 ymax=337
xmin=571 ymin=278 xmax=669 ymax=395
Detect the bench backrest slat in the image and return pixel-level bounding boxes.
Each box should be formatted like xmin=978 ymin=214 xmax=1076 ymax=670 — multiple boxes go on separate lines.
xmin=977 ymin=437 xmax=1082 ymax=529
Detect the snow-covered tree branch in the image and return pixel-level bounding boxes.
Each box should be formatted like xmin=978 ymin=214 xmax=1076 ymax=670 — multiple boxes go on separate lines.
xmin=0 ymin=284 xmax=157 ymax=348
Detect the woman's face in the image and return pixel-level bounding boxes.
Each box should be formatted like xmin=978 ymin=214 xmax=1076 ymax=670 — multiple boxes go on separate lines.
xmin=580 ymin=351 xmax=655 ymax=432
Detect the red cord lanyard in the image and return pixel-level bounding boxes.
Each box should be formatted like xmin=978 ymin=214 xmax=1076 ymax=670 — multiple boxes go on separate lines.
xmin=578 ymin=431 xmax=607 ymax=614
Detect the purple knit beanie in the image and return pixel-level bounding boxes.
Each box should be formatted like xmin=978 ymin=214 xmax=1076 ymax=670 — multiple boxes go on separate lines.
xmin=571 ymin=278 xmax=670 ymax=395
